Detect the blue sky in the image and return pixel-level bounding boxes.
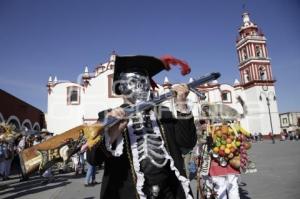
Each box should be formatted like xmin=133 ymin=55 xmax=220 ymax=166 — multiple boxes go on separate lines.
xmin=0 ymin=0 xmax=299 ymax=113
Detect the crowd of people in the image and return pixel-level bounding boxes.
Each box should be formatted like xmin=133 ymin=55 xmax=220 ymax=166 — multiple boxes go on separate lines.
xmin=0 ymin=124 xmax=30 ymax=181
xmin=0 ymin=127 xmax=51 ymax=182
xmin=0 ymin=126 xmax=101 ymax=187
xmin=249 ymin=130 xmax=300 ymax=142
xmin=250 ymin=132 xmax=264 ymax=142
xmin=280 ymin=131 xmax=300 ymax=141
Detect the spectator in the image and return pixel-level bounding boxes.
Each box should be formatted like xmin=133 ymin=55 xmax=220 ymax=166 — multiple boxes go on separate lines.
xmin=84 ymin=143 xmax=99 ymax=186
xmin=280 ymin=132 xmax=285 ymax=141
xmin=182 ymin=148 xmax=193 ymax=179
xmin=17 ymin=135 xmax=26 ymax=153
xmin=258 ymin=132 xmax=263 ymax=141
xmin=289 ymin=132 xmax=293 ymax=141
xmin=254 ymin=132 xmax=258 ymax=142
xmin=284 ymin=131 xmax=287 ymax=140
xmin=292 ymin=131 xmax=297 ymax=141
xmin=14 ymin=135 xmax=29 ymax=181
xmin=0 ymin=136 xmax=14 ymax=181
xmin=0 ymin=138 xmax=6 ymax=180
xmin=26 ymin=135 xmax=34 ymax=148
xmin=71 ymin=152 xmax=84 ymax=176
xmin=296 ymin=131 xmax=300 ymax=141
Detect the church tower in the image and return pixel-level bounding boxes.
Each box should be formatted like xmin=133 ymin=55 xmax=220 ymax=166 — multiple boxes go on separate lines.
xmin=236 ymin=12 xmax=280 ymax=137
xmin=236 ymin=12 xmax=275 ymax=87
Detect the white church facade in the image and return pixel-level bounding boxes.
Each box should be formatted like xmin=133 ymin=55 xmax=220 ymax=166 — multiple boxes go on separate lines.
xmin=45 ymin=12 xmax=281 ymax=136
xmin=46 ymin=55 xmax=123 ymax=134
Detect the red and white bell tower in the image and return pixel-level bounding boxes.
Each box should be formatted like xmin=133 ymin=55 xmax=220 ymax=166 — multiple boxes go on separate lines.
xmin=235 ymin=12 xmax=281 ymax=137
xmin=236 ymin=12 xmax=275 ymax=87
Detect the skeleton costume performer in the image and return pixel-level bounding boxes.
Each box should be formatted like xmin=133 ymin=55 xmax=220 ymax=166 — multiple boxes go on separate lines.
xmin=88 ymin=55 xmax=197 ymax=199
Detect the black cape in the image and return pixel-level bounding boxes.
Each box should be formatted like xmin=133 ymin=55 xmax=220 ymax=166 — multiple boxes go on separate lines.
xmin=87 ymin=108 xmax=197 ymax=199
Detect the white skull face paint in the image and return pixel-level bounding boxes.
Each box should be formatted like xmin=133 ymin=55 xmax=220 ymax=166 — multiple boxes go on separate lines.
xmin=118 ymin=72 xmax=151 ymax=104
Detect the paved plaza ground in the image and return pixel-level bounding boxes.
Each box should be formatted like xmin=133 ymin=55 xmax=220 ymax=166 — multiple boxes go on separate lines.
xmin=1 ymin=140 xmax=299 ymax=199
xmin=238 ymin=140 xmax=300 ymax=199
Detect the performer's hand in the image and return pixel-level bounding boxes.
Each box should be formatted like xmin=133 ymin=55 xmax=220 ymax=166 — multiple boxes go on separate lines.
xmin=172 ymin=84 xmax=189 ymax=113
xmin=107 ymin=107 xmax=128 ymax=144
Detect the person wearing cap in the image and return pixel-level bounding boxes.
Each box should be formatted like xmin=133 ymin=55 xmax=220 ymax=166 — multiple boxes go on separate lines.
xmin=88 ymin=55 xmax=197 ymax=199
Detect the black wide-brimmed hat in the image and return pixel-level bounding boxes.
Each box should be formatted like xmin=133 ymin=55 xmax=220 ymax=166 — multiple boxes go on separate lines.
xmin=113 ymin=55 xmax=191 ymax=95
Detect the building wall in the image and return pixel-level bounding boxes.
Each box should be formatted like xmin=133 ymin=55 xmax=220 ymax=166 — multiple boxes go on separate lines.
xmin=0 ymin=89 xmax=45 ymax=131
xmin=81 ymin=70 xmax=123 ymax=122
xmin=46 ymin=68 xmax=282 ymax=136
xmin=280 ymin=113 xmax=290 ymax=128
xmin=279 ymin=112 xmax=300 ymax=132
xmin=242 ymin=86 xmax=280 ymax=135
xmin=290 ymin=112 xmax=300 ymax=127
xmin=46 ymin=67 xmax=123 ymax=134
xmin=47 ymin=82 xmax=85 ymax=133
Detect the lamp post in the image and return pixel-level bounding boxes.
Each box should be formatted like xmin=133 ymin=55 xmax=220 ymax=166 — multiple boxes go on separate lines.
xmin=259 ymin=90 xmax=276 ymax=144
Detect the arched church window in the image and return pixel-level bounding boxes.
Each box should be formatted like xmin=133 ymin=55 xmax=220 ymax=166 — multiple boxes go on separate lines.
xmin=243 ymin=48 xmax=248 ymax=60
xmin=255 ymin=45 xmax=262 ymax=57
xmin=67 ymin=86 xmax=80 ymax=105
xmin=259 ymin=66 xmax=266 ymax=80
xmin=221 ymin=91 xmax=232 ymax=103
xmin=244 ymin=70 xmax=251 ymax=83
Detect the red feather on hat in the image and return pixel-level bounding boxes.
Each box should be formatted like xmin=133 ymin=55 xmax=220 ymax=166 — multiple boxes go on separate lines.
xmin=150 ymin=55 xmax=191 ymax=90
xmin=160 ymin=55 xmax=191 ymax=75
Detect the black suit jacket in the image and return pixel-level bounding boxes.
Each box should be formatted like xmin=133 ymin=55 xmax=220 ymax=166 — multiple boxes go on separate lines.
xmin=88 ymin=108 xmax=197 ymax=199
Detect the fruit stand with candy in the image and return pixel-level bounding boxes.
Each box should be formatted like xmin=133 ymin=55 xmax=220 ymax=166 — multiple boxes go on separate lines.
xmin=195 ymin=104 xmax=257 ymax=199
xmin=209 ymin=123 xmax=252 ymax=172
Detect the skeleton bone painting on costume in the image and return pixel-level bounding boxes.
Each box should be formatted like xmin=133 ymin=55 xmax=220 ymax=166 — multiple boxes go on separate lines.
xmin=115 ymin=71 xmax=168 ymax=167
xmin=112 ymin=71 xmax=191 ymax=198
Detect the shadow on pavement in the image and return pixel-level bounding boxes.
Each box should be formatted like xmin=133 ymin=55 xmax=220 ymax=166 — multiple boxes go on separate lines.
xmin=239 ymin=182 xmax=251 ymax=199
xmin=0 ymin=175 xmax=71 ymax=198
xmin=69 ymin=173 xmax=87 ymax=179
xmin=2 ymin=181 xmax=71 ymax=199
